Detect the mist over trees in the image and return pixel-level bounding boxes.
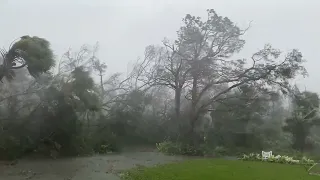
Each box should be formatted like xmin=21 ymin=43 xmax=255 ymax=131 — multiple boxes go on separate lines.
xmin=0 ymin=9 xmax=318 ymax=160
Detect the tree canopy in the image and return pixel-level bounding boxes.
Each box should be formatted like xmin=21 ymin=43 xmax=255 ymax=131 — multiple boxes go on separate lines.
xmin=0 ymin=36 xmax=55 ymax=81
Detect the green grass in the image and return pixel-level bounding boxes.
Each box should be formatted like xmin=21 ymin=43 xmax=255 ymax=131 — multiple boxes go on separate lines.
xmin=309 ymin=163 xmax=320 ymax=174
xmin=122 ymin=159 xmax=319 ymax=180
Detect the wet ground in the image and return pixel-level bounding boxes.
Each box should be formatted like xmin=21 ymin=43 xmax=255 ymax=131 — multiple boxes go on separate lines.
xmin=0 ymin=149 xmax=188 ymax=180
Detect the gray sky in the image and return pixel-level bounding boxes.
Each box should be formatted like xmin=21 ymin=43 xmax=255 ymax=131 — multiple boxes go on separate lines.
xmin=1 ymin=0 xmax=319 ymax=92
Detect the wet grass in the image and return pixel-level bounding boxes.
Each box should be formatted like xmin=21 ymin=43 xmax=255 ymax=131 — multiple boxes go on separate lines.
xmin=122 ymin=159 xmax=319 ymax=180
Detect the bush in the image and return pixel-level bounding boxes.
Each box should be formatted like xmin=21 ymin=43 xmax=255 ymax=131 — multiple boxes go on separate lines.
xmin=156 ymin=140 xmax=227 ymax=156
xmin=66 ymin=134 xmax=94 ymax=156
xmin=239 ymin=152 xmax=315 ymax=166
xmin=213 ymin=146 xmax=228 ymax=156
xmin=156 ymin=140 xmax=209 ymax=156
xmin=0 ymin=135 xmax=35 ymax=160
xmin=91 ymin=130 xmax=121 ymax=154
xmin=93 ymin=141 xmax=120 ymax=154
xmin=0 ymin=136 xmax=23 ymax=160
xmin=156 ymin=140 xmax=181 ymax=155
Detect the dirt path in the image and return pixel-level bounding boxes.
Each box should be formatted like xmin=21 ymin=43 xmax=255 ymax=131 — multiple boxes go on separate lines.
xmin=0 ymin=151 xmax=187 ymax=180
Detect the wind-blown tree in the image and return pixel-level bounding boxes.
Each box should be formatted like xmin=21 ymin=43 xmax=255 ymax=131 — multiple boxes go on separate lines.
xmin=0 ymin=43 xmax=104 ymax=159
xmin=70 ymin=67 xmax=100 ymax=111
xmin=283 ymin=91 xmax=320 ymax=152
xmin=57 ymin=45 xmax=101 ymax=126
xmin=0 ymin=36 xmax=55 ymax=82
xmin=26 ymin=45 xmax=103 ymax=157
xmin=209 ymin=84 xmax=280 ymax=149
xmin=90 ymin=43 xmax=107 ymax=95
xmin=257 ymin=96 xmax=292 ymax=150
xmin=140 ymin=9 xmax=307 ymax=143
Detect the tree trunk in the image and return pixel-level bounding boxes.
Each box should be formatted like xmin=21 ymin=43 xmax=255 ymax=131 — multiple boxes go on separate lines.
xmin=174 ymin=87 xmax=182 ymax=139
xmin=182 ymin=114 xmax=203 ymax=147
xmin=184 ymin=72 xmax=202 ymax=146
xmin=99 ymin=73 xmax=104 ymax=95
xmin=190 ymin=71 xmax=198 ymax=133
xmin=174 ymin=88 xmax=181 ymax=120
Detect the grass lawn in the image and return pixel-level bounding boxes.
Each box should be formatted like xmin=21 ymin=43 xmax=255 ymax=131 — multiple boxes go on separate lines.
xmin=122 ymin=159 xmax=319 ymax=180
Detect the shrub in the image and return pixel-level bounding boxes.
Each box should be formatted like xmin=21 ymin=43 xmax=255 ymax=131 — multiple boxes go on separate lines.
xmin=240 ymin=152 xmax=315 ymax=166
xmin=93 ymin=142 xmax=119 ymax=154
xmin=156 ymin=140 xmax=218 ymax=156
xmin=156 ymin=140 xmax=187 ymax=155
xmin=213 ymin=146 xmax=228 ymax=156
xmin=91 ymin=130 xmax=121 ymax=154
xmin=0 ymin=136 xmax=23 ymax=160
xmin=156 ymin=140 xmax=199 ymax=156
xmin=0 ymin=135 xmax=35 ymax=160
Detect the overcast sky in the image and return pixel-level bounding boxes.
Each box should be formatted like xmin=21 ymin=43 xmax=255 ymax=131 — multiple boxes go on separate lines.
xmin=0 ymin=0 xmax=319 ymax=92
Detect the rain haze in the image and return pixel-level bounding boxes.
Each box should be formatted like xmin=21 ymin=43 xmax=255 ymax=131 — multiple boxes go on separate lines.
xmin=1 ymin=0 xmax=320 ymax=180
xmin=1 ymin=0 xmax=319 ymax=91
